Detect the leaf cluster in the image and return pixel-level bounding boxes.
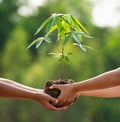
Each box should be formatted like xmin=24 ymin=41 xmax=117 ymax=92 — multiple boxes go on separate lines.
xmin=27 ymin=13 xmax=92 ymax=52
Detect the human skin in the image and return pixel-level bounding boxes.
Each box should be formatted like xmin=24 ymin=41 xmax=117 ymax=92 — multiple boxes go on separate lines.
xmin=79 ymin=85 xmax=120 ymax=98
xmin=0 ymin=78 xmax=67 ymax=111
xmin=50 ymin=67 xmax=120 ymax=106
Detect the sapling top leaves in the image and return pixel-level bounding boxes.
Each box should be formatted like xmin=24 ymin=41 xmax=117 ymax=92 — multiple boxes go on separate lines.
xmin=27 ymin=13 xmax=93 ymax=79
xmin=27 ymin=13 xmax=92 ymax=50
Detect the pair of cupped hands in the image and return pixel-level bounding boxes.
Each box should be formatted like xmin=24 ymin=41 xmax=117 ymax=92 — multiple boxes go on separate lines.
xmin=39 ymin=82 xmax=79 ymax=111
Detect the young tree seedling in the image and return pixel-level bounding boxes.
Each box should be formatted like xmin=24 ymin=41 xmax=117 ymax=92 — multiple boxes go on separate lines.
xmin=27 ymin=13 xmax=93 ymax=79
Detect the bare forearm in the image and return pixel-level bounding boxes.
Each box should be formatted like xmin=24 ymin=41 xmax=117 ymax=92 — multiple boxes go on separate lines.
xmin=0 ymin=78 xmax=37 ymax=99
xmin=75 ymin=68 xmax=120 ymax=93
xmin=0 ymin=78 xmax=42 ymax=92
xmin=0 ymin=78 xmax=67 ymax=111
xmin=80 ymin=86 xmax=120 ymax=98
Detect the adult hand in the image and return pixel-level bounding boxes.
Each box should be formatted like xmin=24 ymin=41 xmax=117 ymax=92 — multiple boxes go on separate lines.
xmin=50 ymin=84 xmax=79 ymax=107
xmin=34 ymin=90 xmax=68 ymax=111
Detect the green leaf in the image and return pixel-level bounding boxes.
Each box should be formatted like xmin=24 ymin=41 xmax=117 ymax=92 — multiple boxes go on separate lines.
xmin=73 ymin=43 xmax=94 ymax=51
xmin=73 ymin=43 xmax=86 ymax=52
xmin=49 ymin=53 xmax=62 ymax=58
xmin=72 ymin=33 xmax=82 ymax=44
xmin=73 ymin=43 xmax=78 ymax=45
xmin=52 ymin=13 xmax=64 ymax=17
xmin=64 ymin=52 xmax=72 ymax=62
xmin=48 ymin=52 xmax=57 ymax=55
xmin=61 ymin=15 xmax=71 ymax=33
xmin=64 ymin=55 xmax=70 ymax=62
xmin=75 ymin=31 xmax=93 ymax=38
xmin=84 ymin=45 xmax=95 ymax=50
xmin=62 ymin=15 xmax=72 ymax=28
xmin=26 ymin=37 xmax=43 ymax=50
xmin=58 ymin=55 xmax=64 ymax=62
xmin=36 ymin=37 xmax=44 ymax=48
xmin=55 ymin=17 xmax=65 ymax=36
xmin=48 ymin=25 xmax=57 ymax=34
xmin=79 ymin=44 xmax=86 ymax=52
xmin=65 ymin=14 xmax=71 ymax=21
xmin=70 ymin=15 xmax=89 ymax=34
xmin=34 ymin=16 xmax=52 ymax=36
xmin=64 ymin=33 xmax=72 ymax=45
xmin=44 ymin=36 xmax=51 ymax=43
xmin=46 ymin=16 xmax=55 ymax=34
xmin=55 ymin=53 xmax=62 ymax=58
xmin=62 ymin=20 xmax=70 ymax=33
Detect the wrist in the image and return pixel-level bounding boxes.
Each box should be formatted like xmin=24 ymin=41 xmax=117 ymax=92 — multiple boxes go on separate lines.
xmin=32 ymin=90 xmax=43 ymax=101
xmin=28 ymin=90 xmax=39 ymax=101
xmin=73 ymin=82 xmax=83 ymax=95
xmin=72 ymin=83 xmax=80 ymax=95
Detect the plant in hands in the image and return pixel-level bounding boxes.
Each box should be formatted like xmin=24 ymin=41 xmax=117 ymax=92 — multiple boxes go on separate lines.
xmin=27 ymin=13 xmax=92 ymax=102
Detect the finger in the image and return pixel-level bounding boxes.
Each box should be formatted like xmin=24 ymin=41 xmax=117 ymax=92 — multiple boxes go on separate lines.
xmin=57 ymin=99 xmax=67 ymax=107
xmin=57 ymin=106 xmax=68 ymax=111
xmin=48 ymin=103 xmax=67 ymax=111
xmin=47 ymin=94 xmax=59 ymax=105
xmin=73 ymin=95 xmax=79 ymax=102
xmin=49 ymin=84 xmax=62 ymax=90
xmin=58 ymin=98 xmax=76 ymax=107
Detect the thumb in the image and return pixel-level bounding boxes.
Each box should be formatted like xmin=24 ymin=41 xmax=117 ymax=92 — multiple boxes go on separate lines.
xmin=48 ymin=95 xmax=58 ymax=104
xmin=49 ymin=84 xmax=61 ymax=90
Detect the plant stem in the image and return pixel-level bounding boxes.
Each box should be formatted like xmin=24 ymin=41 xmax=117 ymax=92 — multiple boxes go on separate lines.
xmin=60 ymin=37 xmax=64 ymax=79
xmin=60 ymin=60 xmax=64 ymax=79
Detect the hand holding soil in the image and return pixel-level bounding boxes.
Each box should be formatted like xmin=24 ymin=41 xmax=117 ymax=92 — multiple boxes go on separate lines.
xmin=44 ymin=79 xmax=75 ymax=107
xmin=44 ymin=79 xmax=74 ymax=98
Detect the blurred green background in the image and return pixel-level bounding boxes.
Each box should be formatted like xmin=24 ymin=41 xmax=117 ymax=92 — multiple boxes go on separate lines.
xmin=0 ymin=0 xmax=120 ymax=122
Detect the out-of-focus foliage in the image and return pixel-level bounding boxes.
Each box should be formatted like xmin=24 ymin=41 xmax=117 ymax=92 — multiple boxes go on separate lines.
xmin=0 ymin=0 xmax=120 ymax=122
xmin=0 ymin=0 xmax=19 ymax=50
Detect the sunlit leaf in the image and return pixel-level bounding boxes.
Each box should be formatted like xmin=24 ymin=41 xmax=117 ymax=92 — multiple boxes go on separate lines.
xmin=49 ymin=53 xmax=62 ymax=58
xmin=72 ymin=33 xmax=82 ymax=44
xmin=62 ymin=20 xmax=70 ymax=33
xmin=55 ymin=17 xmax=65 ymax=36
xmin=73 ymin=43 xmax=79 ymax=46
xmin=48 ymin=52 xmax=57 ymax=55
xmin=84 ymin=45 xmax=95 ymax=50
xmin=34 ymin=16 xmax=52 ymax=36
xmin=46 ymin=16 xmax=55 ymax=34
xmin=73 ymin=43 xmax=86 ymax=52
xmin=55 ymin=53 xmax=62 ymax=58
xmin=36 ymin=37 xmax=44 ymax=48
xmin=79 ymin=44 xmax=86 ymax=52
xmin=48 ymin=25 xmax=57 ymax=34
xmin=44 ymin=36 xmax=51 ymax=43
xmin=62 ymin=16 xmax=72 ymax=28
xmin=75 ymin=31 xmax=93 ymax=38
xmin=70 ymin=15 xmax=89 ymax=34
xmin=26 ymin=37 xmax=43 ymax=50
xmin=70 ymin=16 xmax=81 ymax=31
xmin=65 ymin=14 xmax=71 ymax=21
xmin=52 ymin=13 xmax=64 ymax=17
xmin=73 ymin=43 xmax=94 ymax=51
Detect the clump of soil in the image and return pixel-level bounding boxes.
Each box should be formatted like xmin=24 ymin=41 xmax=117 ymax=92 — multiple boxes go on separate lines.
xmin=44 ymin=79 xmax=74 ymax=98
